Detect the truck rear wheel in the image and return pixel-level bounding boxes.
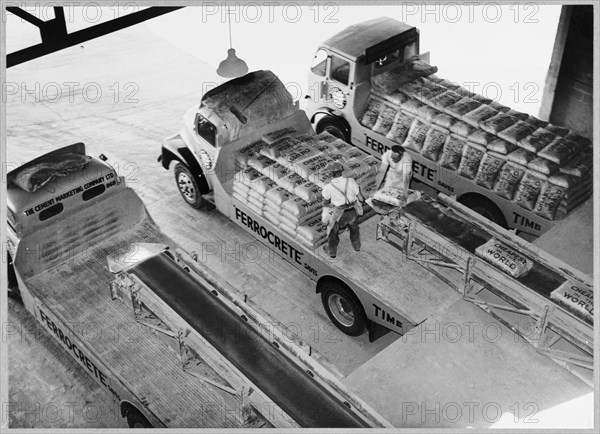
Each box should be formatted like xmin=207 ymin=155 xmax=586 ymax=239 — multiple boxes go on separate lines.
xmin=175 ymin=163 xmax=205 ymax=209
xmin=125 ymin=408 xmax=152 ymax=428
xmin=320 ymin=281 xmax=366 ymax=336
xmin=7 ymin=253 xmax=23 ymax=304
xmin=316 ymin=119 xmax=350 ymax=143
xmin=458 ymin=195 xmax=507 ymax=228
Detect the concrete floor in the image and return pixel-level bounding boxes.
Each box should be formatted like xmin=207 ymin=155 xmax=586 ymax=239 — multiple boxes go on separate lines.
xmin=534 ymin=199 xmax=594 ymax=276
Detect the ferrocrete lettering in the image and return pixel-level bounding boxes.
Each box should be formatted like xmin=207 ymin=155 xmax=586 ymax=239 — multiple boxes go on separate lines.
xmin=38 ymin=308 xmax=108 ymax=387
xmin=235 ymin=207 xmax=303 ymax=265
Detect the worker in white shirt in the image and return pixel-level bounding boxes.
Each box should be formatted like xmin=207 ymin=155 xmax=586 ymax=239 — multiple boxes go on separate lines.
xmin=321 ymin=162 xmax=365 ymax=259
xmin=375 ymin=145 xmax=413 ymax=196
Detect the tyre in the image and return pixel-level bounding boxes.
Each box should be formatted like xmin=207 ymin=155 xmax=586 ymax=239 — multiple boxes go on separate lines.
xmin=459 ymin=195 xmax=507 ymax=228
xmin=7 ymin=253 xmax=22 ymax=304
xmin=7 ymin=286 xmax=23 ymax=304
xmin=320 ymin=281 xmax=366 ymax=336
xmin=125 ymin=408 xmax=152 ymax=428
xmin=316 ymin=118 xmax=350 ymax=143
xmin=174 ymin=163 xmax=205 ymax=209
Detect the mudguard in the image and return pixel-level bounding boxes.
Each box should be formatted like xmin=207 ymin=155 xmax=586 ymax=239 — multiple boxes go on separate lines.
xmin=160 ymin=135 xmax=210 ymax=195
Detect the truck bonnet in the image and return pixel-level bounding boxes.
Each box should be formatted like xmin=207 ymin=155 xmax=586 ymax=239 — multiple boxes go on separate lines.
xmin=199 ymin=70 xmax=295 ymax=144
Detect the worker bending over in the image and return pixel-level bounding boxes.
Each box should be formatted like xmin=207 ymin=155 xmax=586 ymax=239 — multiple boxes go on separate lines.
xmin=321 ymin=162 xmax=365 ymax=259
xmin=376 ymin=145 xmax=413 ymax=195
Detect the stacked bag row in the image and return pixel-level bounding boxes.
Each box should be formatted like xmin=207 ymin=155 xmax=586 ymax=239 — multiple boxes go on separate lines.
xmin=232 ymin=129 xmax=378 ymax=249
xmin=361 ymin=75 xmax=592 ymax=221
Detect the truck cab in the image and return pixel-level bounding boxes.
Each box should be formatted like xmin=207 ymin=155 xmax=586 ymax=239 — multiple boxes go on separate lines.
xmin=160 ymin=71 xmax=300 ymax=209
xmin=6 ymin=142 xmax=144 ymax=290
xmin=306 ymin=17 xmax=419 ymax=143
xmin=7 ymin=143 xmax=119 ymax=240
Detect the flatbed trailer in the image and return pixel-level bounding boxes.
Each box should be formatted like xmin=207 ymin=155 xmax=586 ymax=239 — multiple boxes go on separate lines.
xmin=376 ymin=193 xmax=593 ymax=383
xmin=6 ymin=144 xmax=390 ymax=428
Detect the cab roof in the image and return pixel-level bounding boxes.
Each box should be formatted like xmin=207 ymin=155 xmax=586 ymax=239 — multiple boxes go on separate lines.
xmin=7 ymin=143 xmax=114 ymax=215
xmin=200 ymin=70 xmax=295 ymax=142
xmin=321 ymin=17 xmax=417 ymax=63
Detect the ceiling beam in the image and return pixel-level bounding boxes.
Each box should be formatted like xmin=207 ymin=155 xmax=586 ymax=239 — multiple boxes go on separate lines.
xmin=7 ymin=6 xmax=183 ymax=67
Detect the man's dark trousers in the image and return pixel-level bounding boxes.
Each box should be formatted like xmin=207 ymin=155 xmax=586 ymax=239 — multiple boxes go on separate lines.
xmin=327 ymin=208 xmax=361 ymax=257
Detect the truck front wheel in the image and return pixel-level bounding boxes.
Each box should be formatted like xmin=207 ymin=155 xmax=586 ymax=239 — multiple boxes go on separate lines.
xmin=175 ymin=163 xmax=205 ymax=209
xmin=320 ymin=281 xmax=366 ymax=336
xmin=316 ymin=119 xmax=350 ymax=143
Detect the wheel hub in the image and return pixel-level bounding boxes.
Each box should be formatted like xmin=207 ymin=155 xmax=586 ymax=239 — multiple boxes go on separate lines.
xmin=177 ymin=173 xmax=197 ymax=202
xmin=328 ymin=294 xmax=355 ymax=327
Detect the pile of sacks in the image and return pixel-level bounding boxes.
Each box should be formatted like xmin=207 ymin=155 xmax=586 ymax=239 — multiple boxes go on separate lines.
xmin=360 ymin=75 xmax=593 ymax=221
xmin=233 ymin=130 xmax=378 ymax=248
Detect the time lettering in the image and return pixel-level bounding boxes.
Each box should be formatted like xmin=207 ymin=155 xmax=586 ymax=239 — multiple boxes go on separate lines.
xmin=512 ymin=212 xmax=541 ymax=232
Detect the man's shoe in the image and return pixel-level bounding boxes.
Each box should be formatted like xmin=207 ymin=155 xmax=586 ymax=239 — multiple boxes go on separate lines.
xmin=354 ymin=247 xmax=360 ymax=252
xmin=323 ymin=245 xmax=336 ymax=259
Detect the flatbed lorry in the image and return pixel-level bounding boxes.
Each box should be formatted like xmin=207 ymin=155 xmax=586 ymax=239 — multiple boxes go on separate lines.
xmin=160 ymin=70 xmax=459 ymax=341
xmin=6 ymin=142 xmax=391 ymax=428
xmin=305 ymin=17 xmax=593 ymax=238
xmin=159 ymin=70 xmax=592 ymax=384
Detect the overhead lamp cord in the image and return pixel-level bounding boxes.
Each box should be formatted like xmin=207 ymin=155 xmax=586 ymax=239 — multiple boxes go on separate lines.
xmin=227 ymin=7 xmax=233 ymax=49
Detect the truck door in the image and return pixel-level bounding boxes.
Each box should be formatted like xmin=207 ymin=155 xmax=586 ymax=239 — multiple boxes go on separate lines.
xmin=308 ymin=49 xmax=352 ymax=112
xmin=193 ymin=112 xmax=219 ymax=172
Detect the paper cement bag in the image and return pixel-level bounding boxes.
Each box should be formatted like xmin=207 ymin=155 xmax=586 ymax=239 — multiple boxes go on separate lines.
xmin=475 ymin=238 xmax=533 ymax=278
xmin=550 ymin=281 xmax=593 ymax=323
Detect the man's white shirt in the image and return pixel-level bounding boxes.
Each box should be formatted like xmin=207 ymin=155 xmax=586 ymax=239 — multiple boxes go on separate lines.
xmin=381 ymin=150 xmax=413 ymax=190
xmin=322 ymin=176 xmax=360 ymax=207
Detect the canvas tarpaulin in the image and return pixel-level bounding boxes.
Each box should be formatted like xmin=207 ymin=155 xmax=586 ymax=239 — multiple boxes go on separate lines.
xmin=200 ymin=70 xmax=295 ymax=142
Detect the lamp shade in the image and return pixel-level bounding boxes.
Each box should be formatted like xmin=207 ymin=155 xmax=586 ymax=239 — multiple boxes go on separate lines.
xmin=217 ymin=48 xmax=248 ymax=78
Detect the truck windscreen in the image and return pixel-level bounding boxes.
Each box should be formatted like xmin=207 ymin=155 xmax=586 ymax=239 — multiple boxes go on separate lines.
xmin=195 ymin=113 xmax=216 ymax=146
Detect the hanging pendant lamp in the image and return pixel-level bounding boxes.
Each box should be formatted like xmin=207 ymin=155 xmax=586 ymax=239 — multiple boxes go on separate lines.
xmin=217 ymin=7 xmax=248 ymax=78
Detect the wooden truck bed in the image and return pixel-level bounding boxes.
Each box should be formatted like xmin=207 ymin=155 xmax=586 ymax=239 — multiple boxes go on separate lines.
xmin=23 ymin=220 xmax=248 ymax=428
xmin=321 ymin=213 xmax=463 ymax=324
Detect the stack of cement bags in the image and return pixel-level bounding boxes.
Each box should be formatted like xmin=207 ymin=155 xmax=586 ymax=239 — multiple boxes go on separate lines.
xmin=233 ymin=130 xmax=377 ymax=249
xmin=360 ymin=75 xmax=593 ymax=221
